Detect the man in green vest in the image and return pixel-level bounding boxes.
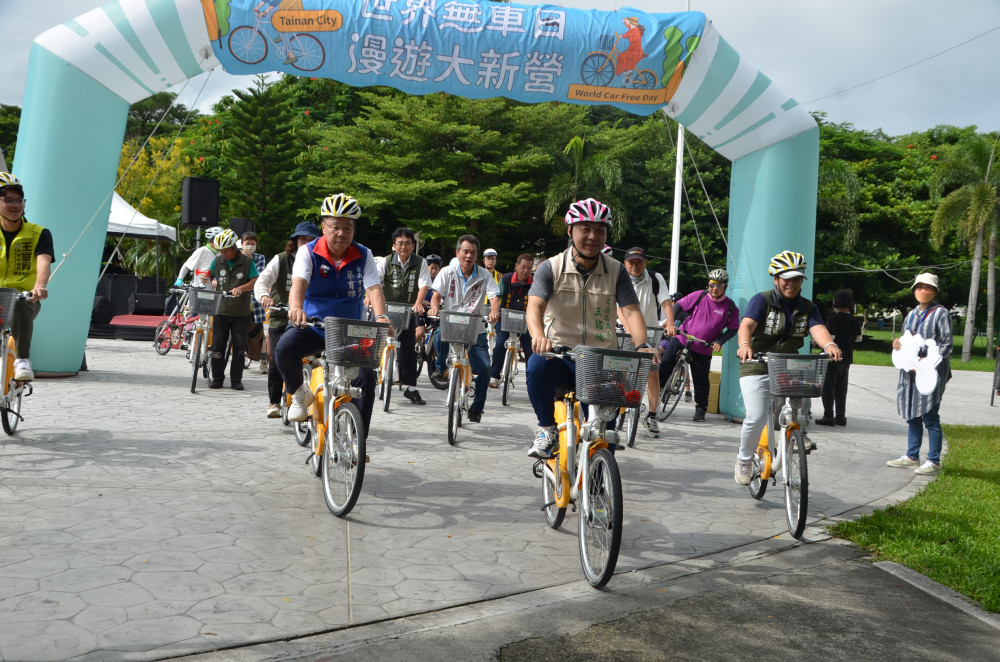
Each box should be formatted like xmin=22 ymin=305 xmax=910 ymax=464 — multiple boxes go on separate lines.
xmin=208 ymin=229 xmax=258 ymax=390
xmin=255 ymin=222 xmax=321 ymax=417
xmin=377 ymin=227 xmax=431 ymax=405
xmin=0 ymin=173 xmax=54 ymax=381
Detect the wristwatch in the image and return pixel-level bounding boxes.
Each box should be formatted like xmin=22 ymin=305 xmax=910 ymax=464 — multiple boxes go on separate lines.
xmin=635 ymin=342 xmax=651 ymax=351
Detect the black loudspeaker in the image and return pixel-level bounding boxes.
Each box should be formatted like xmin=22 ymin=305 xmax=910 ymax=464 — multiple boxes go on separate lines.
xmin=229 ymin=217 xmax=256 ymax=238
xmin=91 ymin=296 xmax=113 ymax=325
xmin=181 ymin=177 xmax=220 ymax=228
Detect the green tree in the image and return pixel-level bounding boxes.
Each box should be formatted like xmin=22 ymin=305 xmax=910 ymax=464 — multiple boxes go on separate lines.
xmin=217 ymin=75 xmax=301 ymax=252
xmin=0 ymin=104 xmax=20 ymax=167
xmin=544 ymin=133 xmax=625 ymax=240
xmin=930 ymin=133 xmax=1000 ymax=361
xmin=125 ymin=92 xmax=199 ymax=143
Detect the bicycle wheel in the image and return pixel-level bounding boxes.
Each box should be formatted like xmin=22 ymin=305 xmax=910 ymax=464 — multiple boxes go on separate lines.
xmin=580 ymin=52 xmax=615 ymax=87
xmin=190 ymin=333 xmax=202 ymax=393
xmin=2 ymin=383 xmax=22 ymax=435
xmin=783 ymin=428 xmax=809 ymax=538
xmin=541 ymin=459 xmax=566 ymax=528
xmin=623 ymin=405 xmax=640 ymax=448
xmin=749 ymin=446 xmax=769 ymax=500
xmin=500 ymin=348 xmax=514 ymax=406
xmin=630 ymin=69 xmax=657 ymax=89
xmin=579 ymin=448 xmax=623 ymax=589
xmin=656 ymin=362 xmax=685 ymax=421
xmin=308 ymin=415 xmax=322 ymax=477
xmin=381 ymin=347 xmax=395 ymax=412
xmin=322 ymin=399 xmax=366 ymax=517
xmin=229 ymin=26 xmax=267 ymax=65
xmin=414 ymin=342 xmax=425 ymax=378
xmin=289 ymin=33 xmax=325 ymax=71
xmin=427 ymin=348 xmax=448 ymax=390
xmin=153 ymin=321 xmax=172 ymax=355
xmin=446 ymin=367 xmax=460 ymax=445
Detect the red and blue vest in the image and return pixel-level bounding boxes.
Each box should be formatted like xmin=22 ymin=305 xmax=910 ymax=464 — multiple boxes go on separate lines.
xmin=303 ymin=238 xmax=369 ymax=335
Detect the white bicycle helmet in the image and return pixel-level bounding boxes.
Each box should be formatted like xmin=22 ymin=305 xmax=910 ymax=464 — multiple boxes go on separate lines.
xmin=320 ymin=193 xmax=361 ymax=220
xmin=707 ymin=268 xmax=729 ymax=283
xmin=212 ymin=229 xmax=238 ymax=250
xmin=768 ymin=250 xmax=807 ymax=278
xmin=204 ymin=226 xmax=223 ymax=240
xmin=564 ymin=198 xmax=612 ymax=226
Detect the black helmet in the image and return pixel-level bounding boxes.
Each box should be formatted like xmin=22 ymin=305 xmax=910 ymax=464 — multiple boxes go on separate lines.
xmin=426 ymin=254 xmax=442 ymax=265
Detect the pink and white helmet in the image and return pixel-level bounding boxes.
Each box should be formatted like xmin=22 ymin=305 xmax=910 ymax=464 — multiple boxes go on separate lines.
xmin=564 ymin=198 xmax=612 ymax=226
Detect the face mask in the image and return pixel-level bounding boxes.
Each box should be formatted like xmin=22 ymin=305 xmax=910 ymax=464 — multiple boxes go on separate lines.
xmin=242 ymin=244 xmax=256 ymax=255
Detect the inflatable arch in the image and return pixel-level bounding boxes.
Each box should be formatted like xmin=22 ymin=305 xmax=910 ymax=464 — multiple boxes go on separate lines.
xmin=16 ymin=0 xmax=818 ymax=417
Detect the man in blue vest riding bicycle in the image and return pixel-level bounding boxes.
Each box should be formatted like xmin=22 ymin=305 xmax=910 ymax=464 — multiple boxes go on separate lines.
xmin=275 ymin=194 xmax=390 ymax=437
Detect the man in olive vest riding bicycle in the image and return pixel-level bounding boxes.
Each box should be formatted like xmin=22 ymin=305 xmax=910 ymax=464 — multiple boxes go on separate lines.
xmin=525 ymin=198 xmax=656 ymax=459
xmin=377 ymin=227 xmax=432 ymax=405
xmin=0 ymin=173 xmax=53 ymax=381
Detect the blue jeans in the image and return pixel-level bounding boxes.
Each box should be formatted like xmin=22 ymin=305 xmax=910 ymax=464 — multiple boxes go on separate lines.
xmin=442 ymin=332 xmax=491 ymax=414
xmin=433 ymin=327 xmax=447 ymax=374
xmin=906 ymin=403 xmax=942 ymax=464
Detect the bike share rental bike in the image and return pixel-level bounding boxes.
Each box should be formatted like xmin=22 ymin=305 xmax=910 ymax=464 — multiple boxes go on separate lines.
xmin=748 ymin=352 xmax=829 ymax=539
xmin=497 ymin=307 xmax=528 ymax=406
xmin=437 ymin=310 xmax=483 ymax=446
xmin=377 ymin=302 xmax=412 ymax=412
xmin=616 ymin=325 xmax=663 ymax=447
xmin=0 ymin=288 xmax=34 ymax=434
xmin=534 ymin=344 xmax=652 ymax=588
xmin=185 ymin=287 xmax=230 ymax=394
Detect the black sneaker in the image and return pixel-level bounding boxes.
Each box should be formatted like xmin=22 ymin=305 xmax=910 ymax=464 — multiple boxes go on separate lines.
xmin=231 ymin=382 xmax=245 ymax=391
xmin=692 ymin=407 xmax=706 ymax=422
xmin=467 ymin=410 xmax=482 ymax=423
xmin=430 ymin=370 xmax=447 ymax=383
xmin=209 ymin=380 xmax=224 ymax=389
xmin=403 ymin=389 xmax=426 ymax=405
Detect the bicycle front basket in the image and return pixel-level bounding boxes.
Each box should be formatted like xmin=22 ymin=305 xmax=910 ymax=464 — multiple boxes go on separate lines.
xmin=500 ymin=308 xmax=528 ymax=336
xmin=439 ymin=310 xmax=482 ymax=346
xmin=189 ymin=289 xmax=226 ymax=317
xmin=324 ymin=317 xmax=388 ymax=369
xmin=574 ymin=345 xmax=652 ymax=408
xmin=599 ymin=33 xmax=616 ymax=50
xmin=618 ymin=326 xmax=664 ymax=351
xmin=766 ymin=353 xmax=829 ymax=398
xmin=385 ymin=301 xmax=413 ymax=331
xmin=0 ymin=288 xmax=18 ymax=328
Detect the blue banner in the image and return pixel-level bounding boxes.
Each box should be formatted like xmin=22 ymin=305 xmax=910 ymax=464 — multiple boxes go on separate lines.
xmin=201 ymin=1 xmax=705 ymax=116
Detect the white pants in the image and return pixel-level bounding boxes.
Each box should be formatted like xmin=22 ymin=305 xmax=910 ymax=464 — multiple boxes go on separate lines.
xmin=738 ymin=375 xmax=770 ymax=461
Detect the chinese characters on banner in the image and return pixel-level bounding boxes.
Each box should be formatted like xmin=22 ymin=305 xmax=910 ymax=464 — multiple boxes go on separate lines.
xmin=204 ymin=0 xmax=705 ymax=116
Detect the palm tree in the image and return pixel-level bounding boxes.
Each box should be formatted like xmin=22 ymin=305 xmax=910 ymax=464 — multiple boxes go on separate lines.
xmin=818 ymin=158 xmax=861 ymax=250
xmin=544 ymin=135 xmax=626 ymax=240
xmin=930 ymin=133 xmax=1000 ymax=362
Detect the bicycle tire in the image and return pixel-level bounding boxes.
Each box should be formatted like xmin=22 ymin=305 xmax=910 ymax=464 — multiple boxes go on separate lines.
xmin=749 ymin=446 xmax=769 ymax=500
xmin=229 ymin=26 xmax=267 ymax=65
xmin=153 ymin=321 xmax=172 ymax=355
xmin=288 ymin=33 xmax=325 ymax=71
xmin=381 ymin=347 xmax=395 ymax=412
xmin=501 ymin=348 xmax=514 ymax=406
xmin=322 ymin=399 xmax=366 ymax=517
xmin=2 ymin=367 xmax=22 ymax=435
xmin=579 ymin=448 xmax=623 ymax=588
xmin=427 ymin=348 xmax=448 ymax=390
xmin=623 ymin=405 xmax=640 ymax=448
xmin=656 ymin=362 xmax=685 ymax=421
xmin=784 ymin=428 xmax=809 ymax=538
xmin=308 ymin=413 xmax=322 ymax=477
xmin=630 ymin=69 xmax=657 ymax=89
xmin=542 ymin=459 xmax=566 ymax=528
xmin=294 ymin=365 xmax=312 ymax=444
xmin=190 ymin=333 xmax=202 ymax=393
xmin=414 ymin=342 xmax=425 ymax=378
xmin=447 ymin=367 xmax=460 ymax=445
xmin=580 ymin=52 xmax=615 ymax=87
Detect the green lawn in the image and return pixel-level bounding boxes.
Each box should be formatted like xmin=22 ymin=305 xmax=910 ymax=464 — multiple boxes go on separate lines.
xmin=850 ymin=329 xmax=996 ymax=372
xmin=829 ymin=425 xmax=1000 ymax=613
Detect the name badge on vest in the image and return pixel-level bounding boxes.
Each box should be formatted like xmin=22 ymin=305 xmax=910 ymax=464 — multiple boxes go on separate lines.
xmin=220 ymin=269 xmax=228 ymax=278
xmin=235 ymin=271 xmax=244 ymax=280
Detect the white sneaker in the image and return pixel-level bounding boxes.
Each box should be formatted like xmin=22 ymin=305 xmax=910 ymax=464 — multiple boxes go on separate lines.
xmin=914 ymin=460 xmax=941 ymax=475
xmin=266 ymin=403 xmax=280 ymax=418
xmin=886 ymin=455 xmax=919 ymax=468
xmin=734 ymin=459 xmax=752 ymax=485
xmin=489 ymin=377 xmax=500 ymax=389
xmin=642 ymin=414 xmax=659 ymax=438
xmin=286 ymin=386 xmax=315 ymax=422
xmin=13 ymin=358 xmax=33 ymax=381
xmin=259 ymin=359 xmax=269 ymax=374
xmin=528 ymin=426 xmax=558 ymax=459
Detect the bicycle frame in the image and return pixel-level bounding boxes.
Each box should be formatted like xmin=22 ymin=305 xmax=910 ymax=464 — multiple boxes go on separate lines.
xmin=545 ymin=395 xmax=617 ymax=513
xmin=757 ymin=396 xmax=806 ymax=482
xmin=447 ymin=343 xmax=473 ymax=400
xmin=307 ymin=357 xmax=361 ymax=462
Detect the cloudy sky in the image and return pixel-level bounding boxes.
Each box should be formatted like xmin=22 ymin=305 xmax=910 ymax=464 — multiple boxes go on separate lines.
xmin=3 ymin=0 xmax=998 ymax=137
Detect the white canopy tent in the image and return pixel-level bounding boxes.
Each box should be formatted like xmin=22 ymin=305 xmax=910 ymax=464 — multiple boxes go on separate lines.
xmin=108 ymin=192 xmax=176 ymax=242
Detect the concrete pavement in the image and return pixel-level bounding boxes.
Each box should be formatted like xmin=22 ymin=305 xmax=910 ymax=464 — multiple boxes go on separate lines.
xmin=0 ymin=340 xmax=996 ymax=661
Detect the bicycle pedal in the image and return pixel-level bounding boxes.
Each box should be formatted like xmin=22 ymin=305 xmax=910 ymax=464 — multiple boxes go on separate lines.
xmin=532 ymin=460 xmax=544 ymax=478
xmin=304 ymin=453 xmax=316 ymax=465
xmin=540 ymin=499 xmax=557 ymax=512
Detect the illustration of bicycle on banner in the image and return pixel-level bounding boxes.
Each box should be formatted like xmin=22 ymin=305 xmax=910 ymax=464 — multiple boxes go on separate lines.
xmin=580 ymin=17 xmax=657 ymax=90
xmin=228 ymin=3 xmax=325 ymax=71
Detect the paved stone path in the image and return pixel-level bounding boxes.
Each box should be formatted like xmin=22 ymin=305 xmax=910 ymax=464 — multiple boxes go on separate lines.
xmin=0 ymin=339 xmax=994 ymax=661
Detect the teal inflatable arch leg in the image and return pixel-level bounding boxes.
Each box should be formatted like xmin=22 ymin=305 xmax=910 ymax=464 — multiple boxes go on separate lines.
xmin=13 ymin=44 xmax=130 ymax=373
xmin=719 ymin=126 xmax=820 ymax=420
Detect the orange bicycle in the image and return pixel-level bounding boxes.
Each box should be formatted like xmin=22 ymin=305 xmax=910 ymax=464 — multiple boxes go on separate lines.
xmin=580 ymin=33 xmax=657 ymax=89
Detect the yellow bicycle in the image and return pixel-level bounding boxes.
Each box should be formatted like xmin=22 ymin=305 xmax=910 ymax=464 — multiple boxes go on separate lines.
xmin=0 ymin=288 xmax=33 ymax=434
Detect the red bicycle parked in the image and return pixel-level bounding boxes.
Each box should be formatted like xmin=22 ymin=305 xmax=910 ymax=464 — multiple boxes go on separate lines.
xmin=153 ymin=287 xmax=198 ymax=355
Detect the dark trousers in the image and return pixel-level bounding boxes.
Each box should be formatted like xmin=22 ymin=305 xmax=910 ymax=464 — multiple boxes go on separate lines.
xmin=821 ymin=361 xmax=851 ymax=418
xmin=211 ymin=314 xmax=249 ymax=384
xmin=12 ymin=299 xmax=40 ymax=359
xmin=658 ymin=337 xmax=712 ymax=409
xmin=396 ymin=316 xmax=419 ymax=387
xmin=489 ymin=322 xmax=533 ymax=379
xmin=266 ymin=325 xmax=288 ymax=405
xmin=274 ymin=326 xmax=377 ymax=437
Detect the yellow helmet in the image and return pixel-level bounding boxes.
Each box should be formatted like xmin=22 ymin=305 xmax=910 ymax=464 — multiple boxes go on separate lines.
xmin=320 ymin=193 xmax=361 ymax=220
xmin=768 ymin=250 xmax=807 ymax=278
xmin=212 ymin=229 xmax=238 ymax=250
